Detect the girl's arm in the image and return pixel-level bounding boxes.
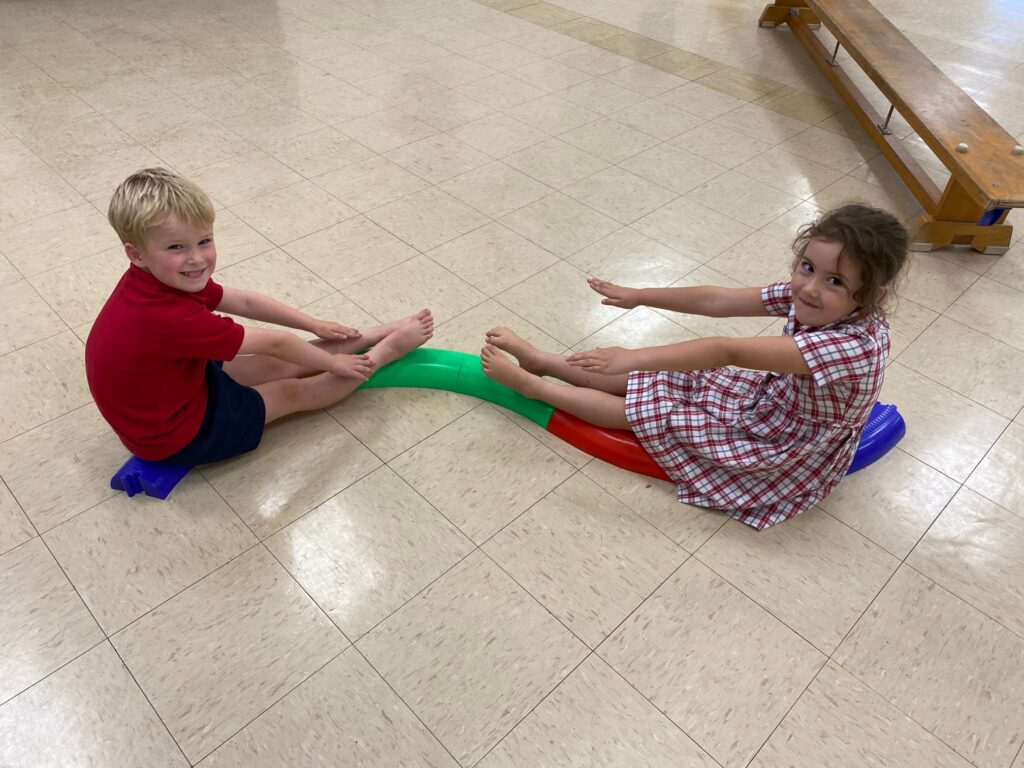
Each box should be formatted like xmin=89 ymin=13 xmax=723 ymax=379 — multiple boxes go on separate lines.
xmin=568 ymin=335 xmax=811 ymax=376
xmin=218 ymin=286 xmax=361 ymax=341
xmin=237 ymin=326 xmax=374 ymax=379
xmin=589 ymin=278 xmax=770 ymax=318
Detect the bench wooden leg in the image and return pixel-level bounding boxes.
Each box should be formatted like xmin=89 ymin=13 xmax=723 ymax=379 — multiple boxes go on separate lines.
xmin=758 ymin=2 xmax=819 ymax=28
xmin=909 ymin=178 xmax=1014 ymax=254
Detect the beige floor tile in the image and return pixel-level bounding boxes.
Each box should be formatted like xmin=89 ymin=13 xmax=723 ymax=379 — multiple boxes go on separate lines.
xmin=1 ymin=202 xmax=117 ymax=276
xmin=551 ymin=16 xmax=624 ymax=44
xmin=202 ymin=410 xmax=380 ymax=539
xmin=209 ymin=209 xmax=276 ymax=269
xmin=390 ymin=405 xmax=573 ymax=542
xmin=707 ymin=230 xmax=796 ymax=287
xmin=611 ymin=102 xmax=703 ymax=148
xmin=422 ymin=23 xmax=502 ymax=53
xmin=898 ymin=252 xmax=980 ymax=312
xmin=780 ymin=124 xmax=879 ymax=173
xmin=313 ymin=155 xmax=429 ymax=213
xmin=671 ymin=121 xmax=775 ymax=169
xmin=343 ymin=254 xmax=487 ymax=323
xmin=754 ymin=86 xmax=845 ymax=125
xmin=449 ymin=112 xmax=550 ymax=159
xmin=428 ymin=220 xmax=559 ymax=294
xmin=54 ymin=143 xmax=167 ymax=204
xmin=887 ymin=296 xmax=939 ymax=359
xmin=602 ymin=62 xmax=688 ymax=97
xmin=633 ymin=196 xmax=754 ymax=263
xmin=27 ymin=247 xmax=125 ymax=327
xmin=463 ymin=39 xmax=545 ymax=71
xmin=0 ymin=405 xmax=125 ymax=533
xmin=216 ymin=249 xmax=334 ymax=309
xmin=427 ymin=298 xmax=565 ymax=355
xmin=821 ymin=448 xmax=960 ymax=558
xmin=568 ymin=227 xmax=699 ymax=288
xmin=967 ymin=421 xmax=1024 ymax=517
xmin=563 ymin=166 xmax=677 ymax=225
xmin=409 ymin=53 xmax=499 ymax=87
xmin=112 ymin=546 xmax=346 ymax=763
xmin=504 ymin=93 xmax=602 ymax=135
xmin=0 ymin=332 xmax=92 ymax=443
xmin=267 ymin=466 xmax=472 ymax=639
xmin=559 ymin=118 xmax=661 ymax=164
xmin=0 ymin=254 xmax=19 ymax=287
xmin=284 ymin=214 xmax=418 ymax=290
xmin=359 ymin=71 xmax=448 ymax=104
xmin=229 ymin=180 xmax=356 ymax=246
xmin=485 ymin=473 xmax=685 ymax=647
xmin=712 ymin=102 xmax=811 ymax=145
xmin=510 ymin=28 xmax=591 ymax=58
xmin=750 ymin=661 xmax=974 ymax=768
xmin=657 ymin=82 xmax=746 ymax=120
xmin=558 ymin=78 xmax=647 ymax=116
xmin=203 ymin=648 xmax=456 ymax=767
xmin=556 ymin=45 xmax=634 ymax=76
xmin=330 ymin=387 xmax=480 ymax=461
xmin=439 ymin=161 xmax=553 ymax=219
xmin=480 ymin=654 xmax=717 ymax=768
xmin=0 ymin=537 xmax=103 ymax=704
xmin=835 ymin=566 xmax=1024 ymax=768
xmin=456 ymin=72 xmax=546 ymax=110
xmin=497 ymin=260 xmax=627 ymax=346
xmin=339 ymin=107 xmax=438 ymax=152
xmin=985 ymin=239 xmax=1024 ymax=292
xmin=620 ymin=143 xmax=727 ymax=195
xmin=736 ymin=147 xmax=845 ymax=199
xmin=284 ymin=81 xmax=387 ymax=125
xmin=575 ymin=305 xmax=698 ymax=352
xmin=811 ymin=175 xmax=923 ymax=222
xmin=0 ymin=169 xmax=84 ymax=230
xmin=946 ymin=277 xmax=1024 ymax=353
xmin=504 ymin=137 xmax=610 ymax=189
xmin=51 ymin=464 xmax=251 ymax=614
xmin=0 ymin=642 xmax=187 ymax=768
xmin=599 ymin=558 xmax=825 ymax=768
xmin=881 ymin=362 xmax=1007 ymax=481
xmin=508 ymin=58 xmax=592 ymax=93
xmin=385 ymin=133 xmax=492 ymax=184
xmin=698 ymin=511 xmax=899 ymax=653
xmin=21 ymin=113 xmax=135 ymax=167
xmin=264 ymin=127 xmax=375 ymax=178
xmin=507 ymin=2 xmax=579 ymax=27
xmin=364 ymin=187 xmax=489 ymax=251
xmin=0 ymin=482 xmax=34 ymax=556
xmin=908 ymin=488 xmax=1024 ymax=635
xmin=143 ymin=119 xmax=257 ymax=174
xmin=686 ymin=170 xmax=805 ymax=229
xmin=0 ymin=279 xmax=64 ymax=353
xmin=500 ymin=192 xmax=620 ymax=258
xmin=0 ymin=137 xmax=49 ymax=181
xmin=899 ymin=316 xmax=1024 ymax=417
xmin=358 ymin=550 xmax=587 ymax=765
xmin=190 ymin=150 xmax=303 ymax=207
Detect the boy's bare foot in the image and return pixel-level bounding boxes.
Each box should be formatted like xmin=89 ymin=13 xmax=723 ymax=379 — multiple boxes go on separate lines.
xmin=368 ymin=309 xmax=433 ymax=367
xmin=484 ymin=327 xmax=547 ymax=375
xmin=481 ymin=344 xmax=541 ymax=399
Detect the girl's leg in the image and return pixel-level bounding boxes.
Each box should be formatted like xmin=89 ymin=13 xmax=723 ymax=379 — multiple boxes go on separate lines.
xmin=485 ymin=327 xmax=629 ymax=395
xmin=224 ymin=311 xmax=426 ymax=386
xmin=481 ymin=344 xmax=630 ymax=429
xmin=255 ymin=311 xmax=434 ymax=423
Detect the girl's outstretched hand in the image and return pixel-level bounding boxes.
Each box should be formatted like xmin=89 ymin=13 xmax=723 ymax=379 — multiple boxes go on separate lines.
xmin=331 ymin=353 xmax=375 ymax=380
xmin=567 ymin=346 xmax=637 ymax=374
xmin=312 ymin=319 xmax=361 ymax=341
xmin=588 ymin=278 xmax=641 ymax=309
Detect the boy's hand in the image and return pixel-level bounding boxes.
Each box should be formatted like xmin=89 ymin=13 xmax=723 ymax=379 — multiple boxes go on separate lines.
xmin=566 ymin=346 xmax=638 ymax=374
xmin=313 ymin=320 xmax=361 ymax=341
xmin=588 ymin=278 xmax=641 ymax=309
xmin=331 ymin=354 xmax=375 ymax=380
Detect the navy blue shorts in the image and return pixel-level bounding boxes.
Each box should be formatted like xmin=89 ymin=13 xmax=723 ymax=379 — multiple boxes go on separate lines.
xmin=162 ymin=361 xmax=266 ymax=466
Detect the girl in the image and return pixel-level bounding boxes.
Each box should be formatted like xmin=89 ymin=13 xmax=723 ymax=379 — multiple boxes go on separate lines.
xmin=481 ymin=204 xmax=909 ymax=530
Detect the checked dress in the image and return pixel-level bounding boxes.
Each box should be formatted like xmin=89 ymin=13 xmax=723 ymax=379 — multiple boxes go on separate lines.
xmin=624 ymin=281 xmax=890 ymax=530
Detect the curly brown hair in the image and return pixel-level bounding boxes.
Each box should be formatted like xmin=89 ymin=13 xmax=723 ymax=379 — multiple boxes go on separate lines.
xmin=791 ymin=204 xmax=909 ymax=317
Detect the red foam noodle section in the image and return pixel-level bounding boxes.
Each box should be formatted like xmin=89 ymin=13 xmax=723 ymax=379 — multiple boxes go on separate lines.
xmin=547 ymin=409 xmax=670 ymax=482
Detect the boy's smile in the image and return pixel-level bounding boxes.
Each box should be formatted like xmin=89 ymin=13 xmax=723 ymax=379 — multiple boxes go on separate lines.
xmin=125 ymin=214 xmax=217 ymax=293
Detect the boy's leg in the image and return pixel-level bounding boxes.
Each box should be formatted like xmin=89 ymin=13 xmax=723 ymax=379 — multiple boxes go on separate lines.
xmin=224 ymin=312 xmax=424 ymax=386
xmin=481 ymin=344 xmax=630 ymax=429
xmin=255 ymin=311 xmax=434 ymax=424
xmin=486 ymin=327 xmax=629 ymax=395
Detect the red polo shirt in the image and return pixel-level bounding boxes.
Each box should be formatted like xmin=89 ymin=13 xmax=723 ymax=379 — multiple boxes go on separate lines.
xmin=86 ymin=265 xmax=245 ymax=460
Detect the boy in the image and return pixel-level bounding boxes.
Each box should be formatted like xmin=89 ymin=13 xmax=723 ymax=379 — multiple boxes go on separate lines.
xmin=86 ymin=167 xmax=433 ymax=465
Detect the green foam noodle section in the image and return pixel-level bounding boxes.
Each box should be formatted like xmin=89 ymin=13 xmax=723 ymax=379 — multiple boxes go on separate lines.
xmin=358 ymin=348 xmax=555 ymax=428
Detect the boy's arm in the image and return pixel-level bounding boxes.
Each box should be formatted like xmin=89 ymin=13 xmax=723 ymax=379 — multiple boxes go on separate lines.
xmin=589 ymin=278 xmax=770 ymax=318
xmin=568 ymin=336 xmax=811 ymax=376
xmin=219 ymin=286 xmax=360 ymax=341
xmin=237 ymin=326 xmax=374 ymax=380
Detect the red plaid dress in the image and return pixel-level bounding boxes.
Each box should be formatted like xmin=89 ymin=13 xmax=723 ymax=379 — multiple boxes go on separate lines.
xmin=625 ymin=281 xmax=890 ymax=530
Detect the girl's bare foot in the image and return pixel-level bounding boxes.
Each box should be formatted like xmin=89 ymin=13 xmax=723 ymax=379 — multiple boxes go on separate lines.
xmin=484 ymin=327 xmax=547 ymax=375
xmin=363 ymin=309 xmax=433 ymax=347
xmin=480 ymin=344 xmax=542 ymax=398
xmin=368 ymin=309 xmax=433 ymax=367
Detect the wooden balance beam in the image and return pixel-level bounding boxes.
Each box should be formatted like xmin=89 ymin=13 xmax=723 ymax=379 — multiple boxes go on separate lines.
xmin=759 ymin=0 xmax=1024 ymax=254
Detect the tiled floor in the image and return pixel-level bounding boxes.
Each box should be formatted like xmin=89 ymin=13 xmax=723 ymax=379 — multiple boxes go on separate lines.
xmin=2 ymin=0 xmax=1024 ymax=765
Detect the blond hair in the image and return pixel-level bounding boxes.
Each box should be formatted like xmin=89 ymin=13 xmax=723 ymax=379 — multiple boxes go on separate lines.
xmin=108 ymin=168 xmax=215 ymax=246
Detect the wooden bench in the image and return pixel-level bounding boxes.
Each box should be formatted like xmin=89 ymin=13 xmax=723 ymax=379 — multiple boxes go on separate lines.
xmin=758 ymin=0 xmax=1024 ymax=254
